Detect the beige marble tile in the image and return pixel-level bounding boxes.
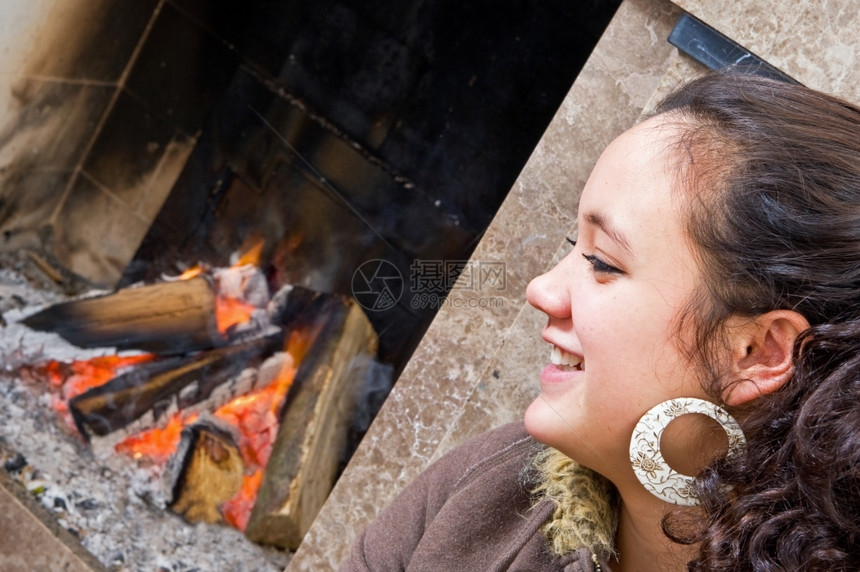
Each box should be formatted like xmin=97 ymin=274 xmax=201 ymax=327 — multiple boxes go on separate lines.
xmin=674 ymin=0 xmax=860 ymax=104
xmin=641 ymin=52 xmax=704 ymax=115
xmin=431 ymin=240 xmax=571 ymax=458
xmin=286 ymin=0 xmax=682 ymax=569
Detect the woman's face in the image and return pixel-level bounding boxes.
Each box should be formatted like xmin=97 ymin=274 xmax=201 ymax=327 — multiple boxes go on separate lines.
xmin=524 ymin=115 xmax=713 ymax=484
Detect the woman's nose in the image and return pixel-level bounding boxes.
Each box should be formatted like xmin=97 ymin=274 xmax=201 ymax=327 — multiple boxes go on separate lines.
xmin=526 ymin=261 xmax=572 ymax=319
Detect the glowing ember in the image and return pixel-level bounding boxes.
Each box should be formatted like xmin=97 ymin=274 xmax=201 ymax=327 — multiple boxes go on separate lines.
xmin=207 ymin=352 xmax=296 ymax=529
xmin=60 ymin=355 xmax=154 ymax=400
xmin=214 ymin=296 xmax=258 ymax=335
xmin=34 ymin=355 xmax=153 ymax=399
xmin=36 ymin=240 xmax=309 ymax=533
xmin=114 ymin=347 xmax=297 ymax=530
xmin=213 ymin=354 xmax=295 ymax=469
xmin=221 ymin=469 xmax=263 ymax=531
xmin=211 ymin=238 xmax=268 ymax=334
xmin=114 ymin=413 xmax=198 ymax=465
xmin=28 ymin=354 xmax=155 ymax=428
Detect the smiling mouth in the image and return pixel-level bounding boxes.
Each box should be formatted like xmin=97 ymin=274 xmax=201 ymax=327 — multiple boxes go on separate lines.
xmin=550 ymin=345 xmax=584 ymax=371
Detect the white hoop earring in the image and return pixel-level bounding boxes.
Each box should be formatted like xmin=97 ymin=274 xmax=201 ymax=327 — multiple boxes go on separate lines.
xmin=629 ymin=397 xmax=746 ymax=506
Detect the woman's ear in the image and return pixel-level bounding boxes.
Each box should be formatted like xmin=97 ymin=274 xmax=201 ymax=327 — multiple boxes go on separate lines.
xmin=723 ymin=310 xmax=810 ymax=407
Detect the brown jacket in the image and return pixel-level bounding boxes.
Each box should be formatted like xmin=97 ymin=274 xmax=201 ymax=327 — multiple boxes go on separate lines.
xmin=340 ymin=422 xmax=611 ymax=571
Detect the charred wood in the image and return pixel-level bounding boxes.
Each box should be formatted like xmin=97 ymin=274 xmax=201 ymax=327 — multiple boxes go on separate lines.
xmin=69 ymin=332 xmax=284 ymax=438
xmin=22 ymin=277 xmax=224 ymax=354
xmin=164 ymin=418 xmax=244 ymax=524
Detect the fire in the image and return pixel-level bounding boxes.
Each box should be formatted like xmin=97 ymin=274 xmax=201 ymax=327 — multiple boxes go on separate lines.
xmin=114 ymin=343 xmax=298 ymax=531
xmin=284 ymin=325 xmax=315 ymax=365
xmin=213 ymin=237 xmax=268 ymax=334
xmin=221 ymin=469 xmax=263 ymax=531
xmin=36 ymin=354 xmax=154 ymax=399
xmin=206 ymin=352 xmax=296 ymax=530
xmin=172 ymin=240 xmax=267 ymax=335
xmin=177 ymin=264 xmax=206 ymax=280
xmin=114 ymin=413 xmax=198 ymax=465
xmin=215 ymin=296 xmax=258 ymax=335
xmin=236 ymin=236 xmax=265 ymax=267
xmin=61 ymin=355 xmax=154 ymax=399
xmin=30 ymin=354 xmax=154 ymax=428
xmin=39 ymin=237 xmax=307 ymax=532
xmin=213 ymin=353 xmax=295 ymax=470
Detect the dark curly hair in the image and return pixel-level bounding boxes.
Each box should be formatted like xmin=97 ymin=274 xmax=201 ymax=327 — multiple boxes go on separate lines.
xmin=653 ymin=70 xmax=860 ymax=570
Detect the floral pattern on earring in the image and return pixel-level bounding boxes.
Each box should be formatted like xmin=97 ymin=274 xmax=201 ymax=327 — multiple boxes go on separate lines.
xmin=629 ymin=397 xmax=746 ymax=506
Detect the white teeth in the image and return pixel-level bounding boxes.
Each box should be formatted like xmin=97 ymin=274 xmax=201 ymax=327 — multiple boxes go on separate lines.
xmin=549 ymin=345 xmax=583 ymax=370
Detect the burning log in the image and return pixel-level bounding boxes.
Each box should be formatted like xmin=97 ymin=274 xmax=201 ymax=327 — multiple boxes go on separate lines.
xmin=245 ymin=289 xmax=378 ymax=549
xmin=21 ymin=277 xmax=224 ymax=354
xmin=164 ymin=418 xmax=245 ymax=524
xmin=69 ymin=331 xmax=284 ymax=437
xmin=24 ymin=276 xmax=378 ymax=549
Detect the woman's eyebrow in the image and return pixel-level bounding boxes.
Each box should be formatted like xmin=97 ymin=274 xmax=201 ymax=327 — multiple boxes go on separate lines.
xmin=583 ymin=212 xmax=633 ymax=254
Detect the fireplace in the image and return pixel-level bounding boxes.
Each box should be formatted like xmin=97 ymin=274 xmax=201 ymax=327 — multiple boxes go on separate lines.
xmin=0 ymin=0 xmax=621 ymax=569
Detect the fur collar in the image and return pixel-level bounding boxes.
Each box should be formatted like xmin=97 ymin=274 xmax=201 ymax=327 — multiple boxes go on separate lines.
xmin=530 ymin=447 xmax=619 ymax=562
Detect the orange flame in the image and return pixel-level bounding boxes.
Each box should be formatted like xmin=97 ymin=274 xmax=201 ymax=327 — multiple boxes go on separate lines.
xmin=237 ymin=237 xmax=265 ymax=267
xmin=284 ymin=323 xmax=318 ymax=365
xmin=212 ymin=237 xmax=267 ymax=334
xmin=177 ymin=265 xmax=205 ymax=280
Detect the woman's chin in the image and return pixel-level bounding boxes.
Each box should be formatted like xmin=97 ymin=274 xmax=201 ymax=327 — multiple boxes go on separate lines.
xmin=523 ymin=396 xmax=564 ymax=446
xmin=524 ymin=396 xmax=596 ymax=465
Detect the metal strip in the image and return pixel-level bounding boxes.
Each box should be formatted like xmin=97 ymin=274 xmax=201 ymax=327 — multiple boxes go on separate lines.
xmin=668 ymin=12 xmax=799 ymax=85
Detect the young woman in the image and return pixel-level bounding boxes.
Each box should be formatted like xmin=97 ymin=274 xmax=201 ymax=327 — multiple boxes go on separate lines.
xmin=340 ymin=70 xmax=860 ymax=571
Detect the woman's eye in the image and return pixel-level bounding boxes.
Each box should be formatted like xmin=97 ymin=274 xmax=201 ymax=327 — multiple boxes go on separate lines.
xmin=582 ymin=253 xmax=622 ymax=275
